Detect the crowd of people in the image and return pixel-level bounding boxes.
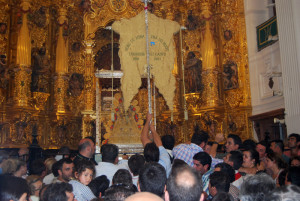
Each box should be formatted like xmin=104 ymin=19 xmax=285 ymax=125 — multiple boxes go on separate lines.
xmin=0 ymin=113 xmax=300 ymax=201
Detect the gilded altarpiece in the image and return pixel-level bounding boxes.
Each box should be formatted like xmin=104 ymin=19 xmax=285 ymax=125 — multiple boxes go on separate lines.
xmin=0 ymin=0 xmax=252 ymax=149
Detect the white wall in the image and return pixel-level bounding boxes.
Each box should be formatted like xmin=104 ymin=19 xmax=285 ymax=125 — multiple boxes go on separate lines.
xmin=244 ymin=0 xmax=284 ymax=116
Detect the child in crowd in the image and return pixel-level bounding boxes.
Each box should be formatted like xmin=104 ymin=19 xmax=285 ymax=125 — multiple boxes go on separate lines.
xmin=69 ymin=160 xmax=96 ymax=201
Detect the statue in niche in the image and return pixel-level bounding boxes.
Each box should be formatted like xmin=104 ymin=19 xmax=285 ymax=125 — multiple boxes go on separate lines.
xmin=68 ymin=73 xmax=84 ymax=96
xmin=223 ymin=61 xmax=238 ymax=90
xmin=185 ymin=51 xmax=202 ymax=93
xmin=79 ymin=0 xmax=93 ymax=13
xmin=31 ymin=45 xmax=51 ymax=92
xmin=0 ymin=54 xmax=9 ymax=89
xmin=15 ymin=113 xmax=30 ymax=142
xmin=186 ymin=10 xmax=199 ymax=31
xmin=0 ymin=23 xmax=7 ymax=34
xmin=224 ymin=30 xmax=232 ymax=41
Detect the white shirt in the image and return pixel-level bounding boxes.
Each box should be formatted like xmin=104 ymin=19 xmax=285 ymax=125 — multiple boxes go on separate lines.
xmin=95 ymin=161 xmax=129 ymax=186
xmin=43 ymin=173 xmax=55 ymax=185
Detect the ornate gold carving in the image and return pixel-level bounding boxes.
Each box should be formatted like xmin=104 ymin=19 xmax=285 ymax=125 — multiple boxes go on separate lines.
xmin=32 ymin=92 xmax=50 ymax=110
xmin=54 ymin=74 xmax=68 ymax=113
xmin=109 ymin=0 xmax=127 ymax=13
xmin=13 ymin=66 xmax=32 ymax=107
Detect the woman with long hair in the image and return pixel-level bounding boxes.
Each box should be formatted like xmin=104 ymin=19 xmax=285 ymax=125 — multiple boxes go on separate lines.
xmin=265 ymin=152 xmax=287 ymax=182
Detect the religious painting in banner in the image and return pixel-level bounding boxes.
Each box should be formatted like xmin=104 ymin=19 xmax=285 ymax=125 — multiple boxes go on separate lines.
xmin=112 ymin=11 xmax=180 ymax=111
xmin=223 ymin=61 xmax=238 ymax=90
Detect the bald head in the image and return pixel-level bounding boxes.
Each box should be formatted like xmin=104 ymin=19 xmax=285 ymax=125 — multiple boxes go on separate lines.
xmin=125 ymin=192 xmax=164 ymax=201
xmin=78 ymin=138 xmax=95 ymax=158
xmin=175 ymin=170 xmax=196 ymax=188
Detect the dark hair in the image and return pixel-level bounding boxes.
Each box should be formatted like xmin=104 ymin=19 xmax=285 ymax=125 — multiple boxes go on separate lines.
xmin=172 ymin=159 xmax=189 ymax=170
xmin=52 ymin=161 xmax=60 ymax=177
xmin=229 ymin=151 xmax=243 ymax=170
xmin=277 ymin=169 xmax=288 ymax=187
xmin=139 ymin=162 xmax=166 ymax=197
xmin=88 ymin=175 xmax=110 ymax=197
xmin=30 ymin=159 xmax=46 ymax=176
xmin=215 ymin=163 xmax=235 ymax=183
xmin=128 ymin=154 xmax=145 ymax=176
xmin=101 ymin=144 xmax=119 ymax=163
xmin=209 ymin=171 xmax=230 ymax=193
xmin=42 ymin=183 xmax=73 ymax=201
xmin=227 ymin=134 xmax=242 ymax=148
xmin=161 ymin=135 xmax=175 ymax=150
xmin=207 ymin=141 xmax=214 ymax=146
xmin=242 ymin=139 xmax=257 ymax=150
xmin=74 ymin=160 xmax=95 ymax=176
xmin=270 ymin=140 xmax=285 ymax=152
xmin=191 ymin=130 xmax=209 ymax=146
xmin=290 ymin=156 xmax=300 ymax=167
xmin=212 ymin=192 xmax=234 ymax=201
xmin=240 ymin=173 xmax=275 ymax=201
xmin=58 ymin=146 xmax=70 ymax=155
xmin=0 ymin=150 xmax=9 ymax=164
xmin=85 ymin=136 xmax=96 ymax=144
xmin=193 ymin=151 xmax=212 ymax=170
xmin=104 ymin=184 xmax=136 ymax=201
xmin=289 ymin=133 xmax=300 ymax=142
xmin=244 ymin=148 xmax=260 ymax=166
xmin=167 ymin=165 xmax=202 ymax=201
xmin=0 ymin=175 xmax=30 ymax=201
xmin=266 ymin=152 xmax=287 ymax=169
xmin=57 ymin=158 xmax=73 ymax=171
xmin=143 ymin=142 xmax=159 ymax=162
xmin=287 ymin=166 xmax=300 ymax=187
xmin=78 ymin=139 xmax=93 ymax=152
xmin=112 ymin=169 xmax=133 ymax=187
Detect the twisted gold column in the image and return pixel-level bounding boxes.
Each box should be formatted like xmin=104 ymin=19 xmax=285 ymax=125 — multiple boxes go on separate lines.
xmin=81 ymin=40 xmax=95 ymax=138
xmin=13 ymin=0 xmax=31 ymax=107
xmin=200 ymin=2 xmax=220 ymax=108
xmin=54 ymin=7 xmax=68 ymax=115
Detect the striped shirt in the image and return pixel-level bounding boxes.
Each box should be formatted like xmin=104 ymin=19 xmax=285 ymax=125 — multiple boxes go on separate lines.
xmin=69 ymin=180 xmax=96 ymax=201
xmin=172 ymin=143 xmax=203 ymax=166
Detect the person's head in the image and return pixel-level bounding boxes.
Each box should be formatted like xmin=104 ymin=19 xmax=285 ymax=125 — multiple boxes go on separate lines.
xmin=165 ymin=165 xmax=203 ymax=201
xmin=240 ymin=173 xmax=275 ymax=201
xmin=88 ymin=175 xmax=110 ymax=198
xmin=29 ymin=159 xmax=47 ymax=178
xmin=265 ymin=152 xmax=287 ymax=170
xmin=270 ymin=140 xmax=284 ymax=154
xmin=172 ymin=159 xmax=189 ymax=170
xmin=161 ymin=135 xmax=175 ymax=150
xmin=214 ymin=163 xmax=235 ymax=183
xmin=267 ymin=185 xmax=300 ymax=201
xmin=44 ymin=157 xmax=57 ymax=175
xmin=209 ymin=171 xmax=230 ymax=197
xmin=58 ymin=146 xmax=71 ymax=158
xmin=286 ymin=166 xmax=300 ymax=187
xmin=74 ymin=160 xmax=95 ymax=186
xmin=57 ymin=158 xmax=74 ymax=182
xmin=1 ymin=158 xmax=27 ymax=177
xmin=104 ymin=184 xmax=136 ymax=201
xmin=223 ymin=151 xmax=243 ymax=170
xmin=290 ymin=156 xmax=300 ymax=167
xmin=242 ymin=149 xmax=260 ymax=168
xmin=193 ymin=151 xmax=212 ymax=174
xmin=144 ymin=142 xmax=159 ymax=163
xmin=78 ymin=138 xmax=95 ymax=158
xmin=18 ymin=148 xmax=29 ymax=162
xmin=288 ymin=133 xmax=300 ymax=149
xmin=256 ymin=141 xmax=268 ymax=159
xmin=113 ymin=169 xmax=133 ymax=187
xmin=101 ymin=144 xmax=119 ymax=164
xmin=212 ymin=192 xmax=234 ymax=201
xmin=42 ymin=182 xmax=74 ymax=201
xmin=52 ymin=160 xmax=60 ymax=177
xmin=125 ymin=192 xmax=164 ymax=201
xmin=191 ymin=130 xmax=209 ymax=149
xmin=225 ymin=134 xmax=242 ymax=153
xmin=138 ymin=162 xmax=166 ymax=197
xmin=26 ymin=175 xmax=43 ymax=197
xmin=205 ymin=141 xmax=213 ymax=155
xmin=128 ymin=154 xmax=145 ymax=176
xmin=242 ymin=139 xmax=257 ymax=151
xmin=0 ymin=175 xmax=31 ymax=201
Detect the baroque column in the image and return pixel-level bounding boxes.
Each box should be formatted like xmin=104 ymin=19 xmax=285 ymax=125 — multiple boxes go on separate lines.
xmin=200 ymin=2 xmax=220 ymax=108
xmin=13 ymin=0 xmax=32 ymax=108
xmin=54 ymin=7 xmax=68 ymax=115
xmin=81 ymin=39 xmax=95 ymax=138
